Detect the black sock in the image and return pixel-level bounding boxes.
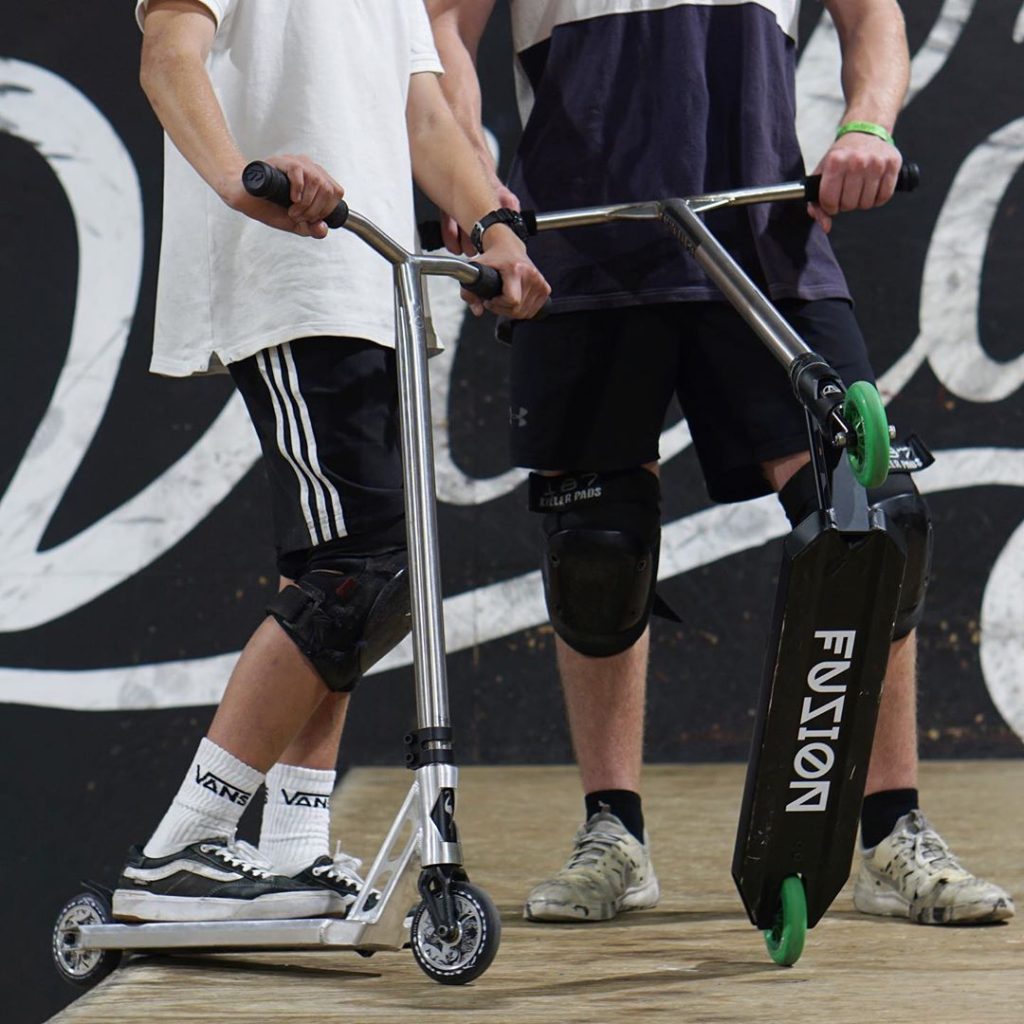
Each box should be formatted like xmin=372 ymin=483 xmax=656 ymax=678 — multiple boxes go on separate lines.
xmin=585 ymin=790 xmax=644 ymax=842
xmin=860 ymin=788 xmax=918 ymax=849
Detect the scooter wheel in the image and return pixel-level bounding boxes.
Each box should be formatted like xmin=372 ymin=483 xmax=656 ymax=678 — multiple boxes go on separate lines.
xmin=409 ymin=881 xmax=501 ymax=985
xmin=843 ymin=381 xmax=890 ymax=489
xmin=763 ymin=875 xmax=807 ymax=966
xmin=52 ymin=892 xmax=123 ymax=988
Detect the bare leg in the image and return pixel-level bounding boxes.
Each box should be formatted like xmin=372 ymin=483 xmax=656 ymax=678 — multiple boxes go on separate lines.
xmin=864 ymin=631 xmax=918 ymax=794
xmin=207 ymin=616 xmax=330 ymax=773
xmin=761 ymin=451 xmax=810 ymax=492
xmin=277 ymin=692 xmax=350 ymax=769
xmin=557 ymin=628 xmax=649 ymax=794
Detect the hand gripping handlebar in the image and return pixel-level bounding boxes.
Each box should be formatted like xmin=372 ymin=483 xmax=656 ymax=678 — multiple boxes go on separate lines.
xmin=241 ymin=160 xmax=503 ymax=300
xmin=416 ymin=162 xmax=920 ymax=250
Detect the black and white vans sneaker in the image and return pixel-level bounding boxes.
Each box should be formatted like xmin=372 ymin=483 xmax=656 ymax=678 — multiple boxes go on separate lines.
xmin=112 ymin=838 xmax=333 ymax=922
xmin=293 ymin=846 xmax=380 ymax=917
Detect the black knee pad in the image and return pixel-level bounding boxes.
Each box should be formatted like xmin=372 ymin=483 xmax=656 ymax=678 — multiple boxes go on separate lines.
xmin=530 ymin=468 xmax=661 ymax=658
xmin=867 ymin=473 xmax=932 ymax=639
xmin=268 ymin=547 xmax=411 ymax=692
xmin=777 ymin=459 xmax=828 ymax=527
xmin=777 ymin=463 xmax=932 ymax=640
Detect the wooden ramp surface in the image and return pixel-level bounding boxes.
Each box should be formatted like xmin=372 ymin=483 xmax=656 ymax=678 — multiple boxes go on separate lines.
xmin=52 ymin=762 xmax=1022 ymax=1024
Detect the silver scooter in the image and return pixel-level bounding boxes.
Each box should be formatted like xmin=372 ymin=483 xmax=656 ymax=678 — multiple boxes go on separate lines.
xmin=51 ymin=162 xmax=509 ymax=989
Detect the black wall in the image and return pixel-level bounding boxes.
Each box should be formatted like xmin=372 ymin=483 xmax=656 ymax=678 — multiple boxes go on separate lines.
xmin=3 ymin=3 xmax=1022 ymax=1021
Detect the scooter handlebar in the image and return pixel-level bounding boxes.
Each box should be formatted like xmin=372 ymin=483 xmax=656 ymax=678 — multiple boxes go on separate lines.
xmin=243 ymin=162 xmax=505 ymax=301
xmin=803 ymin=161 xmax=920 ymax=205
xmin=242 ymin=160 xmax=350 ymax=229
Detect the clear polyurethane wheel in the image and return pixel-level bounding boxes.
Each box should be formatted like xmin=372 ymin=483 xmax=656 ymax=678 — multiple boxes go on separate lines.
xmin=409 ymin=881 xmax=501 ymax=985
xmin=843 ymin=380 xmax=890 ymax=488
xmin=52 ymin=891 xmax=123 ymax=988
xmin=763 ymin=875 xmax=807 ymax=966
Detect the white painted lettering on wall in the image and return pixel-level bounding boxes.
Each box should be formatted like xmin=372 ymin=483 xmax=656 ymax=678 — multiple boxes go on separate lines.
xmin=0 ymin=3 xmax=1022 ymax=749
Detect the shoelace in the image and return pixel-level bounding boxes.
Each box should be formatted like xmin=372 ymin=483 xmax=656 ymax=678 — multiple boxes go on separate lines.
xmin=567 ymin=829 xmax=625 ymax=870
xmin=888 ymin=822 xmax=971 ymax=888
xmin=205 ymin=839 xmax=274 ymax=880
xmin=903 ymin=830 xmax=966 ymax=875
xmin=312 ymin=842 xmax=366 ymax=886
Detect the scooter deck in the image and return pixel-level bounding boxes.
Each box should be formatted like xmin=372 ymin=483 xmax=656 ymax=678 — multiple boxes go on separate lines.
xmin=732 ymin=509 xmax=906 ymax=930
xmin=72 ymin=915 xmax=406 ymax=954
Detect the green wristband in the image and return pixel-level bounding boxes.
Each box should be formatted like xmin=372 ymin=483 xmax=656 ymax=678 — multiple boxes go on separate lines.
xmin=835 ymin=121 xmax=895 ymax=146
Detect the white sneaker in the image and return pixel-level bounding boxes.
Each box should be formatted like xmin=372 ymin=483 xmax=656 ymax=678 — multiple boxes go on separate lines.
xmin=524 ymin=811 xmax=660 ymax=922
xmin=853 ymin=810 xmax=1015 ymax=924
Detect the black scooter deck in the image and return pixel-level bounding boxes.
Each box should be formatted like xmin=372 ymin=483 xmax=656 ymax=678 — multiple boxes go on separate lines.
xmin=732 ymin=509 xmax=906 ymax=930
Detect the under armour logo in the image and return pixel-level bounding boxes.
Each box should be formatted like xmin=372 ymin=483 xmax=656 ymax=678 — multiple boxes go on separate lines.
xmin=510 ymin=406 xmax=528 ymax=427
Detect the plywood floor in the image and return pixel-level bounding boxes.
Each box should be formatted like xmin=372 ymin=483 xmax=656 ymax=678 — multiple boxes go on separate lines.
xmin=51 ymin=762 xmax=1023 ymax=1024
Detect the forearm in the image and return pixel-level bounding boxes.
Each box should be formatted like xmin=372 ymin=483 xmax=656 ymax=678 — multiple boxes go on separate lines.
xmin=430 ymin=17 xmax=494 ymax=171
xmin=140 ymin=42 xmax=244 ymax=201
xmin=408 ymin=74 xmax=505 ymax=235
xmin=827 ymin=0 xmax=910 ymax=131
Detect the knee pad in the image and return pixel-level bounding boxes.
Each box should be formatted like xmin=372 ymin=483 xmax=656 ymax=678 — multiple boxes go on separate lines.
xmin=777 ymin=462 xmax=932 ymax=640
xmin=268 ymin=547 xmax=411 ymax=692
xmin=868 ymin=472 xmax=932 ymax=639
xmin=531 ymin=467 xmax=661 ymax=658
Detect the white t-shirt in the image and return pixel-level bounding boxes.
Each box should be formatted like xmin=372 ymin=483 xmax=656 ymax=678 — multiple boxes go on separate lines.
xmin=136 ymin=0 xmax=442 ymax=376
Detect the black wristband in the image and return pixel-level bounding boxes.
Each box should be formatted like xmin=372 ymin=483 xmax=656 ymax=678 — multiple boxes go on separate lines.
xmin=470 ymin=208 xmax=529 ymax=253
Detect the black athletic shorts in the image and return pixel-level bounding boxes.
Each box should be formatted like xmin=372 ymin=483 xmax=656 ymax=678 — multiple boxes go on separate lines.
xmin=229 ymin=336 xmax=405 ymax=578
xmin=508 ymin=298 xmax=875 ymax=503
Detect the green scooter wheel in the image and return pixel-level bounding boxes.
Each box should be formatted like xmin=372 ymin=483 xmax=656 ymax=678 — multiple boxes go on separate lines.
xmin=763 ymin=875 xmax=807 ymax=966
xmin=843 ymin=381 xmax=890 ymax=489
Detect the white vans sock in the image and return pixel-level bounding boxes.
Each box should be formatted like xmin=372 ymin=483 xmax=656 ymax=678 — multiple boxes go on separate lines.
xmin=259 ymin=764 xmax=335 ymax=876
xmin=143 ymin=738 xmax=264 ymax=858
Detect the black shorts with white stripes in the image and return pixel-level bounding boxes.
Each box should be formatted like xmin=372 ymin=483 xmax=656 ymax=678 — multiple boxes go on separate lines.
xmin=229 ymin=337 xmax=405 ymax=577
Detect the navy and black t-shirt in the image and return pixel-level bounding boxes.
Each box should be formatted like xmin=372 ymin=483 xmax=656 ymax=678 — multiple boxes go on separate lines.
xmin=505 ymin=0 xmax=850 ymax=311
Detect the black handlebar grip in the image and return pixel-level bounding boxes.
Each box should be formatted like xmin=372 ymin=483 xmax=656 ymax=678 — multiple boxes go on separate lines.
xmin=242 ymin=160 xmax=291 ymax=204
xmin=241 ymin=160 xmax=349 ymax=229
xmin=804 ymin=161 xmax=920 ymax=204
xmin=463 ymin=264 xmax=503 ymax=300
xmin=417 ymin=220 xmax=445 ymax=252
xmin=416 ymin=210 xmax=539 ymax=253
